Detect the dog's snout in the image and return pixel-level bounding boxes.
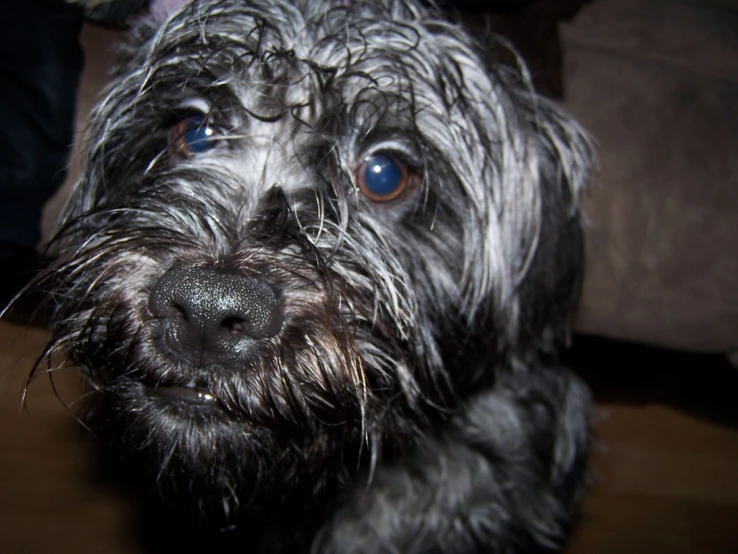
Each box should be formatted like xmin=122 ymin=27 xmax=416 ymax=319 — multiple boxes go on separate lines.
xmin=149 ymin=266 xmax=282 ymax=359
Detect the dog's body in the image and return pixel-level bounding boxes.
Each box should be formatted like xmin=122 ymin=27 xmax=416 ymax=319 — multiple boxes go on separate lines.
xmin=42 ymin=1 xmax=593 ymax=551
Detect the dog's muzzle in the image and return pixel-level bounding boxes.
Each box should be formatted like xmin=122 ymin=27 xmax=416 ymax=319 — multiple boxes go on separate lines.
xmin=149 ymin=266 xmax=283 ymax=369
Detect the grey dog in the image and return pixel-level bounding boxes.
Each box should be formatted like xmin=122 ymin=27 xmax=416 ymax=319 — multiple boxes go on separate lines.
xmin=39 ymin=0 xmax=594 ymax=552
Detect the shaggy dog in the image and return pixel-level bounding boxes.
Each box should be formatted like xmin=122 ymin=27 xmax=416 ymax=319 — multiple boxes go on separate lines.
xmin=39 ymin=1 xmax=593 ymax=552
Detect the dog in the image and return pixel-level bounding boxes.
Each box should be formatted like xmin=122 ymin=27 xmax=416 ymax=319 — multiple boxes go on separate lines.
xmin=39 ymin=0 xmax=594 ymax=552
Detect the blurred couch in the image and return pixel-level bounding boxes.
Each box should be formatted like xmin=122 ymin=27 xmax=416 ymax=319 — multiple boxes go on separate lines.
xmin=561 ymin=0 xmax=738 ymax=355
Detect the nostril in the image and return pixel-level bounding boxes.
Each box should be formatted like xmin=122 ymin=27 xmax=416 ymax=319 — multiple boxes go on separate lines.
xmin=173 ymin=304 xmax=189 ymax=322
xmin=150 ymin=297 xmax=190 ymax=326
xmin=221 ymin=316 xmax=248 ymax=336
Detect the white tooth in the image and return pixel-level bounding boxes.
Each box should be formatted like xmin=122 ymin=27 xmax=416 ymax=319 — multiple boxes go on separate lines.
xmin=185 ymin=379 xmax=196 ymax=389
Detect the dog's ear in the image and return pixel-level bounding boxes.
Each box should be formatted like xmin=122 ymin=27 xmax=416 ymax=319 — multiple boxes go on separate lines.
xmin=422 ymin=27 xmax=593 ymax=353
xmin=457 ymin=32 xmax=594 ymax=348
xmin=514 ymin=92 xmax=594 ymax=351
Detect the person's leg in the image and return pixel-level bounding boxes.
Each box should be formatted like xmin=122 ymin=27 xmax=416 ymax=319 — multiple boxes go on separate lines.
xmin=0 ymin=0 xmax=83 ymax=318
xmin=0 ymin=0 xmax=83 ymax=256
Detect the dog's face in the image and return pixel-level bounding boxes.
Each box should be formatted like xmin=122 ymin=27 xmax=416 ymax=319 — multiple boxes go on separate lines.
xmin=45 ymin=0 xmax=590 ymax=517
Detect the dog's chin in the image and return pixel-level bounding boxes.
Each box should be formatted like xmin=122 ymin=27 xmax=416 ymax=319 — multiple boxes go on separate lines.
xmin=95 ymin=378 xmax=247 ymax=462
xmin=87 ymin=372 xmax=364 ymax=517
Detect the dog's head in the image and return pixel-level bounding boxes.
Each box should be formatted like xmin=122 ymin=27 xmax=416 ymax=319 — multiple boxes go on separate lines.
xmin=43 ymin=0 xmax=591 ymax=517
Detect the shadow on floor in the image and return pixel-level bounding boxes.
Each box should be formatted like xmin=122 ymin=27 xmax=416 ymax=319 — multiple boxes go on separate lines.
xmin=565 ymin=334 xmax=738 ymax=430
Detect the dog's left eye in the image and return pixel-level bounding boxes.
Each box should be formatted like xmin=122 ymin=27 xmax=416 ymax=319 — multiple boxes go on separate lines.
xmin=357 ymin=153 xmax=415 ymax=202
xmin=168 ymin=114 xmax=220 ymax=160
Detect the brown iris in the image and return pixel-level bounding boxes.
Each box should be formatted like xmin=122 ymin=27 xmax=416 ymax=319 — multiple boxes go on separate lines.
xmin=168 ymin=114 xmax=218 ymax=160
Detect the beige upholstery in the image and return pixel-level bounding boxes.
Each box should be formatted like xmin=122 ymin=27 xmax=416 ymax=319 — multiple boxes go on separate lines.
xmin=563 ymin=0 xmax=738 ymax=352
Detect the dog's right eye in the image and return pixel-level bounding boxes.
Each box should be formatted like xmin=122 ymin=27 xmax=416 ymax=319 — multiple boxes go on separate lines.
xmin=168 ymin=114 xmax=220 ymax=160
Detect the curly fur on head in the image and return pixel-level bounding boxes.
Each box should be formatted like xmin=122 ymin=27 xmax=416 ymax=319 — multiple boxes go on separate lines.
xmin=38 ymin=0 xmax=593 ymax=552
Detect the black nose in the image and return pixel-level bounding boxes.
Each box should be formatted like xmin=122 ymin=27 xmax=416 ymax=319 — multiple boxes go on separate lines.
xmin=149 ymin=266 xmax=282 ymax=362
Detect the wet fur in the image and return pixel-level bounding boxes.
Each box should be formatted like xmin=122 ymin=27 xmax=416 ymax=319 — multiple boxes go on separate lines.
xmin=39 ymin=1 xmax=593 ymax=552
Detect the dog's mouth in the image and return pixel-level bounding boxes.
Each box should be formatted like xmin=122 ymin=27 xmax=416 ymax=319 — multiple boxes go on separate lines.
xmin=145 ymin=378 xmax=216 ymax=405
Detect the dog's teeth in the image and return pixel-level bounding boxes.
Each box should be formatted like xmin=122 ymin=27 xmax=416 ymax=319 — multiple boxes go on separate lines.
xmin=185 ymin=379 xmax=196 ymax=389
xmin=198 ymin=391 xmax=214 ymax=402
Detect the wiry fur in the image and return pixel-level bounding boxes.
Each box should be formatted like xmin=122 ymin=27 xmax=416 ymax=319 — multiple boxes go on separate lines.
xmin=38 ymin=0 xmax=593 ymax=552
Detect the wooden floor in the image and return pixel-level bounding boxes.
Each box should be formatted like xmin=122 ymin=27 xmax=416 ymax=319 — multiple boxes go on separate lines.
xmin=1 ymin=320 xmax=736 ymax=553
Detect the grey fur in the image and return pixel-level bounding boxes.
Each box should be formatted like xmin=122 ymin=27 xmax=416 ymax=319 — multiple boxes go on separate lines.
xmin=37 ymin=1 xmax=594 ymax=552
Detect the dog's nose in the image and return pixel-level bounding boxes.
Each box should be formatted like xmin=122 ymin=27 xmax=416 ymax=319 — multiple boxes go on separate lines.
xmin=149 ymin=266 xmax=282 ymax=361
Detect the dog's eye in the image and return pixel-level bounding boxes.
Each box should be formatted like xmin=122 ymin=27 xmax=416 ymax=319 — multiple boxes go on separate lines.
xmin=356 ymin=153 xmax=414 ymax=202
xmin=168 ymin=114 xmax=219 ymax=160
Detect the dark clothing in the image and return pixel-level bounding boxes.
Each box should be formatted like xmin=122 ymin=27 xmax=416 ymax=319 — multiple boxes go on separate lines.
xmin=0 ymin=0 xmax=83 ymax=255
